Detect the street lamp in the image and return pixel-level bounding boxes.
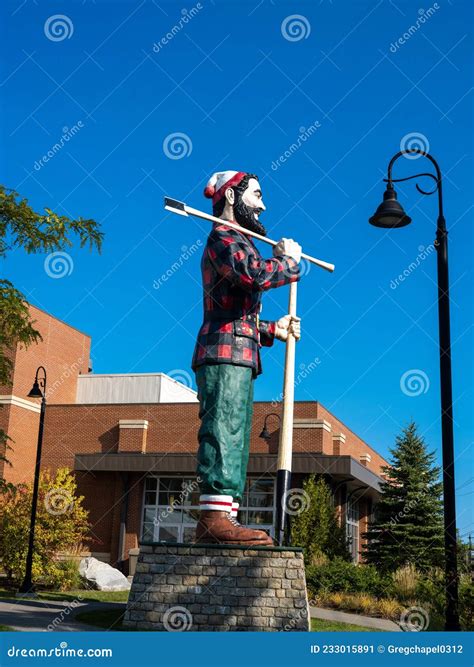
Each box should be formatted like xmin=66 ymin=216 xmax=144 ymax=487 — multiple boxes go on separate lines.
xmin=369 ymin=148 xmax=460 ymax=631
xmin=259 ymin=413 xmax=292 ymax=544
xmin=17 ymin=366 xmax=47 ymax=596
xmin=259 ymin=412 xmax=281 ymax=441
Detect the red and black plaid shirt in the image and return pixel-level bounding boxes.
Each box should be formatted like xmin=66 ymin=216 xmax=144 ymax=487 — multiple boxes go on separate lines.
xmin=192 ymin=222 xmax=300 ymax=377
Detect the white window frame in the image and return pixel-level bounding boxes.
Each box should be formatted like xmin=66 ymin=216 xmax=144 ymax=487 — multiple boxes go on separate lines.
xmin=346 ymin=497 xmax=360 ymax=562
xmin=141 ymin=475 xmax=276 ymax=542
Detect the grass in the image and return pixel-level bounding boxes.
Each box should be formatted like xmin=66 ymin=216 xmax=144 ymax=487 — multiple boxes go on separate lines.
xmin=0 ymin=587 xmax=129 ymax=603
xmin=0 ymin=625 xmax=15 ymax=631
xmin=311 ymin=618 xmax=382 ymax=632
xmin=74 ymin=608 xmax=131 ymax=631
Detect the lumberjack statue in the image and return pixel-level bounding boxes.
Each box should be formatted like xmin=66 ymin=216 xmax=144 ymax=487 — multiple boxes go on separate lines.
xmin=191 ymin=171 xmax=302 ymax=546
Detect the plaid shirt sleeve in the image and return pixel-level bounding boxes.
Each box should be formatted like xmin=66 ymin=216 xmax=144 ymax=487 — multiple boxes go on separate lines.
xmin=259 ymin=319 xmax=276 ymax=347
xmin=207 ymin=224 xmax=300 ymax=292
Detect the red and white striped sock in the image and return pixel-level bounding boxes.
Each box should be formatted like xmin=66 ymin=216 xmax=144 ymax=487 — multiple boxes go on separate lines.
xmin=199 ymin=494 xmax=233 ymax=512
xmin=231 ymin=501 xmax=239 ymax=518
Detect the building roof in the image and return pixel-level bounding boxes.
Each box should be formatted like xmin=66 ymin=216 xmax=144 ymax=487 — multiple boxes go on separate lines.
xmin=74 ymin=452 xmax=383 ymax=497
xmin=76 ymin=372 xmax=198 ymax=404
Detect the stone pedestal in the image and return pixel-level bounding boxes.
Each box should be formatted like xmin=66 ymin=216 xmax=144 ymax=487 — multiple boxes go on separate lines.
xmin=123 ymin=542 xmax=310 ymax=631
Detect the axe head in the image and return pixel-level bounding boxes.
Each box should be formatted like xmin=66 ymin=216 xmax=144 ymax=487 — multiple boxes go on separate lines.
xmin=164 ymin=197 xmax=188 ymax=216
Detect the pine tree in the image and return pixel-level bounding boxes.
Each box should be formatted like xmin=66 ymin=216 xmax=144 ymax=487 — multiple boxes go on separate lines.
xmin=291 ymin=474 xmax=351 ymax=564
xmin=363 ymin=422 xmax=444 ymax=573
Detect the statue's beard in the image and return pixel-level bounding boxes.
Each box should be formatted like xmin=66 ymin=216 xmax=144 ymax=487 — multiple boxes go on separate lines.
xmin=234 ymin=199 xmax=267 ymax=236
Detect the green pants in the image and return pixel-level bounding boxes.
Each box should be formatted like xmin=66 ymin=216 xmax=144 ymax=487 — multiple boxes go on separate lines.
xmin=195 ymin=364 xmax=254 ymax=501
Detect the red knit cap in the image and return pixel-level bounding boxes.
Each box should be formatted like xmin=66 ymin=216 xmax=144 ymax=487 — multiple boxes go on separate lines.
xmin=204 ymin=171 xmax=247 ymax=205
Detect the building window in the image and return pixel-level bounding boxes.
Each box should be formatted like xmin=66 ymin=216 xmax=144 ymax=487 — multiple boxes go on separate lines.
xmin=141 ymin=476 xmax=275 ymax=543
xmin=240 ymin=478 xmax=275 ymax=532
xmin=346 ymin=497 xmax=359 ymax=562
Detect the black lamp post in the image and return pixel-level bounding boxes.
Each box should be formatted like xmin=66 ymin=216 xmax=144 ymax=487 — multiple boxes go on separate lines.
xmin=369 ymin=148 xmax=460 ymax=631
xmin=259 ymin=412 xmax=281 ymax=441
xmin=259 ymin=413 xmax=293 ymax=544
xmin=18 ymin=366 xmax=47 ymax=596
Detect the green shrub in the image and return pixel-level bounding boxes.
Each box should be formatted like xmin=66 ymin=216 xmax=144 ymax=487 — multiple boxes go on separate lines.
xmin=0 ymin=468 xmax=90 ymax=588
xmin=45 ymin=559 xmax=82 ymax=592
xmin=414 ymin=569 xmax=473 ymax=631
xmin=459 ymin=576 xmax=474 ymax=631
xmin=306 ymin=557 xmax=393 ymax=598
xmin=291 ymin=475 xmax=351 ymax=564
xmin=414 ymin=568 xmax=445 ymax=608
xmin=310 ymin=562 xmax=473 ymax=631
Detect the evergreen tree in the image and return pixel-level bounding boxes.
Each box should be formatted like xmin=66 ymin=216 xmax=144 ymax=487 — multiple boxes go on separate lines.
xmin=291 ymin=474 xmax=351 ymax=564
xmin=363 ymin=422 xmax=444 ymax=572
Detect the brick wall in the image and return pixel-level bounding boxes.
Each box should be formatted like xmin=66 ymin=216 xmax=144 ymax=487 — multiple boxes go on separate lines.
xmin=0 ymin=304 xmax=91 ymax=485
xmin=316 ymin=403 xmax=388 ymax=475
xmin=0 ymin=403 xmax=40 ymax=485
xmin=75 ymin=471 xmax=118 ymax=556
xmin=0 ymin=305 xmax=91 ymax=404
xmin=38 ymin=401 xmax=388 ymax=470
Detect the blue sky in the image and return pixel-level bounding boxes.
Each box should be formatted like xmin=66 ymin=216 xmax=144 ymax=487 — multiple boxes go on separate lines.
xmin=1 ymin=0 xmax=473 ymax=535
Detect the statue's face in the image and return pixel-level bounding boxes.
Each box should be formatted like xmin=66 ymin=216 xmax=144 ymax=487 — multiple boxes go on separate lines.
xmin=241 ymin=178 xmax=266 ymax=222
xmin=224 ymin=176 xmax=267 ymax=235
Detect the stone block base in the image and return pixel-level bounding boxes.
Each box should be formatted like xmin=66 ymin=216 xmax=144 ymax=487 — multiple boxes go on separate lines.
xmin=123 ymin=542 xmax=310 ymax=631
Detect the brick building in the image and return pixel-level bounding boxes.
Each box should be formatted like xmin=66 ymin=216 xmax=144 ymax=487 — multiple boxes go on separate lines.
xmin=0 ymin=306 xmax=388 ymax=571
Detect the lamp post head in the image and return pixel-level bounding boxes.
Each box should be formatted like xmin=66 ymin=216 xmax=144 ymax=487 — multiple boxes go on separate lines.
xmin=259 ymin=425 xmax=271 ymax=441
xmin=259 ymin=412 xmax=281 ymax=441
xmin=27 ymin=379 xmax=44 ymax=399
xmin=369 ymin=183 xmax=412 ymax=229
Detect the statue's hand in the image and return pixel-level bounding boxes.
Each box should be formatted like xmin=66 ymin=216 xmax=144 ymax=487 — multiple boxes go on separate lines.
xmin=273 ymin=238 xmax=302 ymax=263
xmin=274 ymin=315 xmax=301 ymax=342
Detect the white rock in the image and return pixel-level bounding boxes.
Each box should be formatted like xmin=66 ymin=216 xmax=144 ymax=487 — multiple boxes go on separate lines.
xmin=79 ymin=556 xmax=131 ymax=592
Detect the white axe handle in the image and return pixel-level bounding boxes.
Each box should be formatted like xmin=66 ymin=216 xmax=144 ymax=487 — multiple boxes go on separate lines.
xmin=278 ymin=281 xmax=298 ymax=472
xmin=165 ymin=198 xmax=335 ymax=273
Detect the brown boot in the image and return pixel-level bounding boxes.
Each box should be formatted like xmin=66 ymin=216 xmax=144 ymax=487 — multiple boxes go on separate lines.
xmin=195 ymin=510 xmax=274 ymax=546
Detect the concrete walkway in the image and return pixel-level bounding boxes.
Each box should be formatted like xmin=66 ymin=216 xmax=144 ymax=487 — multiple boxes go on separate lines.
xmin=0 ymin=596 xmax=125 ymax=632
xmin=310 ymin=605 xmax=401 ymax=631
xmin=1 ymin=596 xmax=400 ymax=633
